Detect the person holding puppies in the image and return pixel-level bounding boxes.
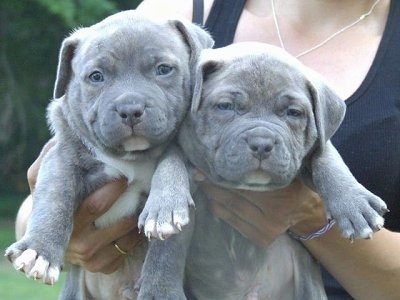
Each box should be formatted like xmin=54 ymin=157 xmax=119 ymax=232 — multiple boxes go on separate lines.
xmin=18 ymin=0 xmax=400 ymax=299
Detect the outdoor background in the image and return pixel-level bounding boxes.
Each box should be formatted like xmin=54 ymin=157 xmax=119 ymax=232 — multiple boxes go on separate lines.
xmin=0 ymin=1 xmax=142 ymax=299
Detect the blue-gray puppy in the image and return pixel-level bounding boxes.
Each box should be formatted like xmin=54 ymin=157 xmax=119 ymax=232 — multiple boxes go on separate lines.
xmin=5 ymin=10 xmax=213 ymax=300
xmin=138 ymin=42 xmax=387 ymax=299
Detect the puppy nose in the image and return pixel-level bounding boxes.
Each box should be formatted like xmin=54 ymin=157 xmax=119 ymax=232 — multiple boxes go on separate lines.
xmin=247 ymin=136 xmax=275 ymax=160
xmin=117 ymin=103 xmax=145 ymax=126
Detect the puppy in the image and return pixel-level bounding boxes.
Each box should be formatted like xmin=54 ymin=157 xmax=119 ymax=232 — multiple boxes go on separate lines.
xmin=5 ymin=10 xmax=213 ymax=300
xmin=138 ymin=42 xmax=387 ymax=299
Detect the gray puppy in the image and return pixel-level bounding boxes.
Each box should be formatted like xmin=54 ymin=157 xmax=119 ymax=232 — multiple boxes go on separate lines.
xmin=138 ymin=42 xmax=387 ymax=299
xmin=5 ymin=11 xmax=213 ymax=300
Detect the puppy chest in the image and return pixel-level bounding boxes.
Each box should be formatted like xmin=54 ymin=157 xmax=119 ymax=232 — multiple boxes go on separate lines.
xmin=94 ymin=152 xmax=156 ymax=228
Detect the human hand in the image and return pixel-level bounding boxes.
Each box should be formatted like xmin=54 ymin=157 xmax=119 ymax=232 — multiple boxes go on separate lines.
xmin=65 ymin=179 xmax=144 ymax=274
xmin=198 ymin=174 xmax=328 ymax=247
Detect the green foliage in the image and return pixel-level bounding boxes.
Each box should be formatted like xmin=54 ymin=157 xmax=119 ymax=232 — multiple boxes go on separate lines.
xmin=0 ymin=0 xmax=143 ymax=199
xmin=0 ymin=193 xmax=25 ymax=219
xmin=35 ymin=0 xmax=118 ymax=27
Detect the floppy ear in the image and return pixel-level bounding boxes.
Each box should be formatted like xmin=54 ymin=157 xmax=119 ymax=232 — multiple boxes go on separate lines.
xmin=53 ymin=28 xmax=89 ymax=99
xmin=191 ymin=58 xmax=223 ymax=113
xmin=170 ymin=20 xmax=214 ymax=105
xmin=170 ymin=20 xmax=214 ymax=68
xmin=306 ymin=73 xmax=346 ymax=150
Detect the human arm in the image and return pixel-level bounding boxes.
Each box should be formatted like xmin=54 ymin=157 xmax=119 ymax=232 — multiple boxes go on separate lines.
xmin=298 ymin=223 xmax=400 ymax=300
xmin=203 ymin=179 xmax=400 ymax=299
xmin=291 ymin=202 xmax=400 ymax=300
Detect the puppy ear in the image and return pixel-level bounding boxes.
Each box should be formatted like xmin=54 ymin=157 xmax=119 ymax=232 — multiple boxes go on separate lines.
xmin=191 ymin=58 xmax=222 ymax=113
xmin=53 ymin=28 xmax=88 ymax=99
xmin=307 ymin=74 xmax=346 ymax=150
xmin=170 ymin=20 xmax=214 ymax=104
xmin=170 ymin=20 xmax=214 ymax=66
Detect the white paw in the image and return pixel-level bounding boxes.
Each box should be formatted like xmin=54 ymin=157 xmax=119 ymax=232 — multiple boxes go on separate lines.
xmin=143 ymin=210 xmax=190 ymax=240
xmin=13 ymin=248 xmax=37 ymax=272
xmin=335 ymin=209 xmax=386 ymax=240
xmin=13 ymin=249 xmax=60 ymax=284
xmin=144 ymin=220 xmax=179 ymax=240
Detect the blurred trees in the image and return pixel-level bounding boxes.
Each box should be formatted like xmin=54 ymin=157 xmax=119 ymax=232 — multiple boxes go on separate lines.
xmin=0 ymin=0 xmax=142 ymax=194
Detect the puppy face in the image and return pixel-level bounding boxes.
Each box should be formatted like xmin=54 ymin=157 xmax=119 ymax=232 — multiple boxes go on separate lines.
xmin=76 ymin=28 xmax=190 ymax=153
xmin=50 ymin=11 xmax=213 ymax=160
xmin=180 ymin=42 xmax=345 ymax=191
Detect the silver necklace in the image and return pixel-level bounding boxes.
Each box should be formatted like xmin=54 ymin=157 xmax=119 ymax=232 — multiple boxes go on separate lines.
xmin=271 ymin=0 xmax=381 ymax=58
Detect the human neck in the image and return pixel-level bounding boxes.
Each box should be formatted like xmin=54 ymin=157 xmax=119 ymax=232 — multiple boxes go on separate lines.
xmin=246 ymin=0 xmax=384 ymax=24
xmin=273 ymin=0 xmax=383 ymax=58
xmin=240 ymin=0 xmax=390 ymax=99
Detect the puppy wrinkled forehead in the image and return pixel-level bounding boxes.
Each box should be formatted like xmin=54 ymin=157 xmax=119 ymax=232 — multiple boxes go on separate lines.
xmin=200 ymin=42 xmax=301 ymax=67
xmin=199 ymin=42 xmax=325 ymax=95
xmin=220 ymin=56 xmax=307 ymax=95
xmin=73 ymin=23 xmax=183 ymax=68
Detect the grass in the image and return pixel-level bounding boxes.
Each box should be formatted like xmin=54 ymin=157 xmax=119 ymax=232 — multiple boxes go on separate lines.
xmin=0 ymin=219 xmax=66 ymax=300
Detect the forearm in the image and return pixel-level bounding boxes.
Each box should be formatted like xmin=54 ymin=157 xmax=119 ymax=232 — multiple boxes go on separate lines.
xmin=304 ymin=226 xmax=400 ymax=300
xmin=15 ymin=195 xmax=32 ymax=240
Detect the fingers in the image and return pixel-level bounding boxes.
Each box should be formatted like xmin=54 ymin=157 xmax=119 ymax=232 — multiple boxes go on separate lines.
xmin=98 ymin=216 xmax=138 ymax=250
xmin=73 ymin=179 xmax=128 ymax=231
xmin=208 ymin=189 xmax=289 ymax=247
xmin=70 ymin=241 xmax=126 ymax=274
xmin=66 ymin=217 xmax=142 ymax=273
xmin=202 ymin=179 xmax=327 ymax=247
xmin=68 ymin=215 xmax=136 ymax=261
xmin=113 ymin=228 xmax=145 ymax=256
xmin=27 ymin=139 xmax=57 ymax=192
xmin=209 ymin=199 xmax=278 ymax=247
xmin=68 ymin=228 xmax=144 ymax=274
xmin=65 ymin=178 xmax=138 ymax=274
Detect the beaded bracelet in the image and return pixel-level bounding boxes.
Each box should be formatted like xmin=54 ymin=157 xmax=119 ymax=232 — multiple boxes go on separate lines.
xmin=287 ymin=219 xmax=336 ymax=241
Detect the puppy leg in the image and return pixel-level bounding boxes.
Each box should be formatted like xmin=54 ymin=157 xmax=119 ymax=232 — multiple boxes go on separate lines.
xmin=136 ymin=217 xmax=194 ymax=300
xmin=139 ymin=145 xmax=194 ymax=240
xmin=308 ymin=141 xmax=387 ymax=240
xmin=5 ymin=150 xmax=78 ymax=284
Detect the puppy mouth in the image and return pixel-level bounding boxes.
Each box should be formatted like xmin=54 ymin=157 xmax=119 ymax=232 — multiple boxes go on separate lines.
xmin=243 ymin=170 xmax=272 ymax=185
xmin=122 ymin=136 xmax=150 ymax=151
xmin=213 ymin=166 xmax=293 ymax=191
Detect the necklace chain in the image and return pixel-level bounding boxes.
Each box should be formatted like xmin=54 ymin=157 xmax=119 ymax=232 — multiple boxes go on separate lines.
xmin=271 ymin=0 xmax=381 ymax=58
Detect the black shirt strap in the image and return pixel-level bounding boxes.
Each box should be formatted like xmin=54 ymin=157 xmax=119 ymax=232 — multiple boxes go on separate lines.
xmin=192 ymin=0 xmax=204 ymax=25
xmin=204 ymin=0 xmax=246 ymax=48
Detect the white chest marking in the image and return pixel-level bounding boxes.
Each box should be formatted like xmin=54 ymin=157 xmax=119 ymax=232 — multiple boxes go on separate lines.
xmin=93 ymin=150 xmax=156 ymax=228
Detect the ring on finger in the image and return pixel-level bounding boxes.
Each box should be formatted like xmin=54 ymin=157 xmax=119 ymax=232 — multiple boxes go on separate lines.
xmin=113 ymin=241 xmax=127 ymax=255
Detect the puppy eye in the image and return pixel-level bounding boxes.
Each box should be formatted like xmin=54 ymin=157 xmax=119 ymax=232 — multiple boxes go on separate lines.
xmin=88 ymin=71 xmax=104 ymax=82
xmin=156 ymin=64 xmax=173 ymax=76
xmin=287 ymin=108 xmax=303 ymax=117
xmin=217 ymin=102 xmax=234 ymax=111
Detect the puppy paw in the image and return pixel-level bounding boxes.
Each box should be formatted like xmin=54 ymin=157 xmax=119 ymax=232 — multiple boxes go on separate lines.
xmin=327 ymin=185 xmax=387 ymax=240
xmin=138 ymin=189 xmax=194 ymax=240
xmin=5 ymin=241 xmax=61 ymax=284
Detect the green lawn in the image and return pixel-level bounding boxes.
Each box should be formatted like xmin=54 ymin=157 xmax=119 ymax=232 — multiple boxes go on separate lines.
xmin=0 ymin=219 xmax=65 ymax=300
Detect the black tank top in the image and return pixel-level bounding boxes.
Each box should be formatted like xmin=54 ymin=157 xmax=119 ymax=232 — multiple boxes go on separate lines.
xmin=193 ymin=0 xmax=400 ymax=298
